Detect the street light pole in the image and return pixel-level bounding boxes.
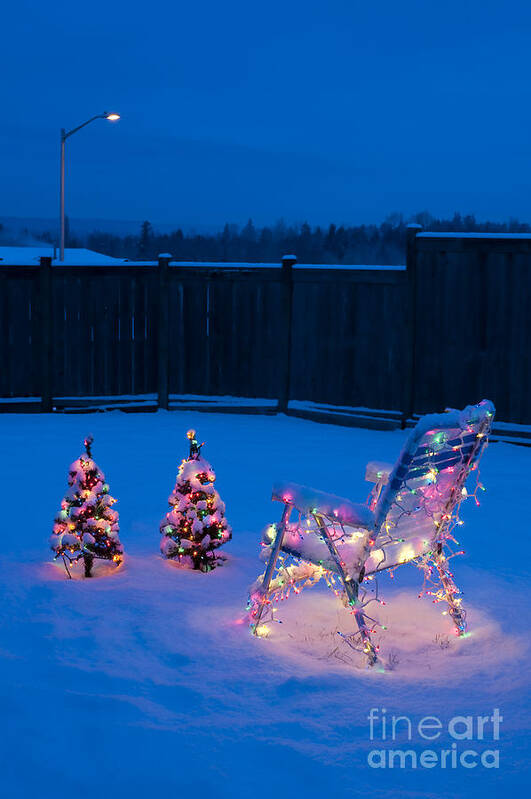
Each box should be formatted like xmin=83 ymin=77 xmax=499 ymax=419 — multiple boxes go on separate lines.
xmin=60 ymin=129 xmax=66 ymax=260
xmin=59 ymin=112 xmax=120 ymax=261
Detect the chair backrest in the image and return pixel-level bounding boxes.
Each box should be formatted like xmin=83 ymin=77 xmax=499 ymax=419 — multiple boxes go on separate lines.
xmin=369 ymin=400 xmax=495 ymax=569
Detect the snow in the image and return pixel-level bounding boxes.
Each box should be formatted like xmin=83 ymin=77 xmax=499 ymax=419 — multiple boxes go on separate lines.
xmin=0 ymin=246 xmax=405 ymax=270
xmin=365 ymin=460 xmax=393 ymax=482
xmin=293 ymin=263 xmax=406 ymax=271
xmin=393 ymin=400 xmax=494 ymax=451
xmin=189 ymin=260 xmax=282 ymax=269
xmin=0 ymin=245 xmax=128 ymax=265
xmin=167 ymin=261 xmax=406 ymax=271
xmin=129 ymin=261 xmax=404 ymax=271
xmin=271 ymin=480 xmax=374 ymax=526
xmin=259 ymin=518 xmax=428 ymax=578
xmin=0 ymin=411 xmax=529 ymax=798
xmin=417 ymin=232 xmax=531 ymax=240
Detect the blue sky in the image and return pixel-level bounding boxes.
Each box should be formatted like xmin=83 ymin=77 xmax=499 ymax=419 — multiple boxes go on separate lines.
xmin=1 ymin=0 xmax=530 ymax=228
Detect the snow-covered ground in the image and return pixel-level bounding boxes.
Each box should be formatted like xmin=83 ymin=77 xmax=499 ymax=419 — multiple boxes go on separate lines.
xmin=1 ymin=411 xmax=529 ymax=798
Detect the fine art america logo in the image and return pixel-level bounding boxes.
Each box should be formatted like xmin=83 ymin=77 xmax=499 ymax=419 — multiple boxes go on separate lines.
xmin=367 ymin=708 xmax=502 ymax=769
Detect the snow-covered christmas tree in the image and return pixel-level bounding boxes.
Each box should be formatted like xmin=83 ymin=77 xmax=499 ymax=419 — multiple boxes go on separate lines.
xmin=160 ymin=429 xmax=231 ymax=571
xmin=50 ymin=435 xmax=123 ymax=578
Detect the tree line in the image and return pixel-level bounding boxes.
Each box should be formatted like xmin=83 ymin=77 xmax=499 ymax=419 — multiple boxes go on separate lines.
xmin=40 ymin=213 xmax=531 ymax=264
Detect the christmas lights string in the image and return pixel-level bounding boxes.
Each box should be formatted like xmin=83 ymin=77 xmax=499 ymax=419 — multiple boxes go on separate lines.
xmin=159 ymin=430 xmax=231 ymax=571
xmin=50 ymin=435 xmax=123 ymax=578
xmin=249 ymin=409 xmax=493 ymax=657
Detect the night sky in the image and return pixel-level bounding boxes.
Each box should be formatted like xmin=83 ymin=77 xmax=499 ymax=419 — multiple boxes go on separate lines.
xmin=2 ymin=0 xmax=530 ymax=228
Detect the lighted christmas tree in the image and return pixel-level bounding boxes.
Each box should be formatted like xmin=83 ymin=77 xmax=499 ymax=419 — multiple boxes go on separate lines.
xmin=50 ymin=435 xmax=123 ymax=578
xmin=160 ymin=430 xmax=231 ymax=571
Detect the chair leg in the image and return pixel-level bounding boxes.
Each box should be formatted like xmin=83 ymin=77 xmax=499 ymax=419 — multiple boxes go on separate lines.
xmin=356 ymin=612 xmax=378 ymax=666
xmin=432 ymin=545 xmax=467 ymax=635
xmin=250 ymin=504 xmax=291 ymax=634
xmin=313 ymin=514 xmax=378 ymax=667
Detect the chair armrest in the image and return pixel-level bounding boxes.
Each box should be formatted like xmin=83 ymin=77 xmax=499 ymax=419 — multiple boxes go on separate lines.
xmin=271 ymin=481 xmax=374 ymax=528
xmin=365 ymin=461 xmax=393 ymax=484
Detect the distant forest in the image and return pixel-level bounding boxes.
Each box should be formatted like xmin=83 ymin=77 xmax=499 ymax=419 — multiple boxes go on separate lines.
xmin=39 ymin=212 xmax=531 ymax=264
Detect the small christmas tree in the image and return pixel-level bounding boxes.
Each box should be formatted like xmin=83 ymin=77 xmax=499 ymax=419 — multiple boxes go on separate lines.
xmin=160 ymin=429 xmax=231 ymax=571
xmin=50 ymin=435 xmax=123 ymax=578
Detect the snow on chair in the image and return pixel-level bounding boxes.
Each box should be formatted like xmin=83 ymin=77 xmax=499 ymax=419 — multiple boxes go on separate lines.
xmin=248 ymin=400 xmax=495 ymax=667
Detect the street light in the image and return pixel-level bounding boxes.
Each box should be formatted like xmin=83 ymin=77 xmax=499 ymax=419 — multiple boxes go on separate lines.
xmin=59 ymin=111 xmax=120 ymax=261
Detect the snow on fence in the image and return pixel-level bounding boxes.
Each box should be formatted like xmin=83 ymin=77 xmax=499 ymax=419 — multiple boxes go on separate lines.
xmin=0 ymin=229 xmax=530 ymax=425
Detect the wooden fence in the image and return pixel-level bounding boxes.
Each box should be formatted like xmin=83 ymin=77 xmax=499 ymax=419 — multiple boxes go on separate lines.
xmin=1 ymin=229 xmax=530 ymax=425
xmin=410 ymin=232 xmax=531 ymax=425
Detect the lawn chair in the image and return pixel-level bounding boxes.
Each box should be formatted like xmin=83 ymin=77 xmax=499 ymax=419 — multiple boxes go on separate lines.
xmin=248 ymin=400 xmax=495 ymax=667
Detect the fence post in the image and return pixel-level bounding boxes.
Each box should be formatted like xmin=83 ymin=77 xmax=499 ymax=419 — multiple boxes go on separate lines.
xmin=403 ymin=224 xmax=422 ymax=428
xmin=39 ymin=256 xmax=53 ymax=412
xmin=157 ymin=253 xmax=172 ymax=410
xmin=278 ymin=254 xmax=296 ymax=413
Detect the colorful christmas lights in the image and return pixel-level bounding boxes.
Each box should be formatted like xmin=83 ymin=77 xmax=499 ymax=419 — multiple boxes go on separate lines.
xmin=50 ymin=435 xmax=123 ymax=578
xmin=159 ymin=430 xmax=231 ymax=571
xmin=248 ymin=401 xmax=495 ymax=667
